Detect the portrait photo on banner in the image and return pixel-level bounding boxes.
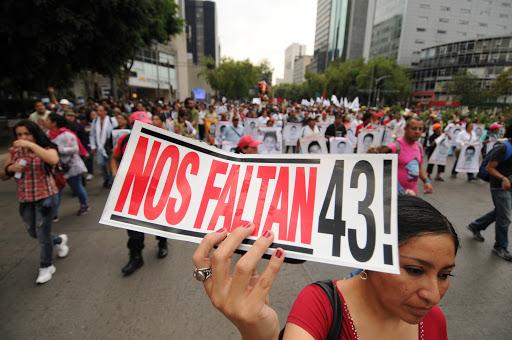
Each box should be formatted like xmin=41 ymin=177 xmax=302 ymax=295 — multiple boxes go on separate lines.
xmin=257 ymin=127 xmax=283 ymax=154
xmin=204 ymin=118 xmax=218 ymax=145
xmin=455 ymin=143 xmax=482 ymax=173
xmin=329 ymin=137 xmax=353 ymax=154
xmin=244 ymin=118 xmax=259 ymax=138
xmin=111 ymin=129 xmax=131 ymax=148
xmin=428 ymin=135 xmax=451 ymax=166
xmin=283 ymin=122 xmax=302 ymax=146
xmin=221 ymin=140 xmax=237 ymax=153
xmin=473 ymin=124 xmax=485 ymax=140
xmin=300 ymin=135 xmax=328 ymax=154
xmin=381 ymin=126 xmax=394 ymax=145
xmin=357 ymin=128 xmax=383 ymax=154
xmin=215 ymin=121 xmax=231 ymax=146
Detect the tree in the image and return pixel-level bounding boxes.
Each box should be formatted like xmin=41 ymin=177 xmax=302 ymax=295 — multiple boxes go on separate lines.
xmin=324 ymin=59 xmax=365 ymax=99
xmin=356 ymin=57 xmax=411 ymax=106
xmin=449 ymin=70 xmax=492 ymax=107
xmin=0 ymin=0 xmax=183 ymax=93
xmin=492 ymin=68 xmax=512 ymax=104
xmin=199 ymin=57 xmax=268 ymax=99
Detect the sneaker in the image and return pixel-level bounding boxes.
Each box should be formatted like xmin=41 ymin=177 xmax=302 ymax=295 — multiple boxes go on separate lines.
xmin=56 ymin=234 xmax=69 ymax=258
xmin=36 ymin=265 xmax=56 ymax=284
xmin=493 ymin=247 xmax=512 ymax=261
xmin=435 ymin=176 xmax=445 ymax=182
xmin=467 ymin=225 xmax=485 ymax=242
xmin=85 ymin=174 xmax=94 ymax=181
xmin=53 ymin=216 xmax=59 ymax=223
xmin=77 ymin=205 xmax=90 ymax=216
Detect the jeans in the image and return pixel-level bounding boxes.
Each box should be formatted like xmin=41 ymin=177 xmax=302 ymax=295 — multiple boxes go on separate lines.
xmin=96 ymin=152 xmax=112 ymax=186
xmin=127 ymin=230 xmax=167 ymax=256
xmin=490 ymin=188 xmax=511 ymax=250
xmin=67 ymin=175 xmax=88 ymax=206
xmin=470 ymin=210 xmax=496 ymax=232
xmin=19 ymin=195 xmax=61 ymax=267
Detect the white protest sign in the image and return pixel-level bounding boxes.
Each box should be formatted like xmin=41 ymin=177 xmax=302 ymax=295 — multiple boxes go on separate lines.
xmin=329 ymin=137 xmax=353 ymax=154
xmin=215 ymin=121 xmax=231 ymax=146
xmin=100 ymin=122 xmax=399 ymax=273
xmin=428 ymin=135 xmax=450 ymax=166
xmin=455 ymin=143 xmax=481 ymax=173
xmin=283 ymin=123 xmax=302 ymax=146
xmin=258 ymin=127 xmax=283 ymax=154
xmin=244 ymin=118 xmax=259 ymax=138
xmin=299 ymin=135 xmax=328 ymax=154
xmin=221 ymin=141 xmax=237 ymax=153
xmin=381 ymin=126 xmax=394 ymax=145
xmin=357 ymin=128 xmax=383 ymax=154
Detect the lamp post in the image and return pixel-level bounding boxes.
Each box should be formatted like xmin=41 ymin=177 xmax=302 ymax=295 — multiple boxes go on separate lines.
xmin=374 ymin=75 xmax=391 ymax=107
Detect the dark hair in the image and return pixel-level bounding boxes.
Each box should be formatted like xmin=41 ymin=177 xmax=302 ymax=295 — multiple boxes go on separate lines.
xmin=505 ymin=125 xmax=512 ymax=139
xmin=363 ymin=133 xmax=374 ymax=141
xmin=48 ymin=113 xmax=69 ymax=129
xmin=405 ymin=116 xmax=423 ymax=127
xmin=263 ymin=131 xmax=277 ymax=142
xmin=13 ymin=120 xmax=56 ymax=149
xmin=466 ymin=145 xmax=476 ymax=153
xmin=308 ymin=141 xmax=321 ymax=152
xmin=397 ymin=196 xmax=459 ymax=254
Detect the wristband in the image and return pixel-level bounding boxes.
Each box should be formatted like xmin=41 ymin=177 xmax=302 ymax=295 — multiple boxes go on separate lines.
xmin=425 ymin=178 xmax=432 ymax=185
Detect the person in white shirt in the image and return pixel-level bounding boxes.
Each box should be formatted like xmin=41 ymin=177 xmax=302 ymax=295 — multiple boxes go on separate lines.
xmin=452 ymin=122 xmax=477 ymax=180
xmin=29 ymin=101 xmax=51 ymax=130
xmin=221 ymin=115 xmax=244 ymax=145
xmin=89 ymin=105 xmax=117 ymax=188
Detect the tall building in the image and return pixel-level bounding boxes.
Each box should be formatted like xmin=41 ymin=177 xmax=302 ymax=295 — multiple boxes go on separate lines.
xmin=284 ymin=43 xmax=307 ymax=83
xmin=293 ymin=55 xmax=313 ymax=83
xmin=185 ymin=0 xmax=219 ymax=65
xmin=369 ymin=0 xmax=512 ymax=67
xmin=309 ymin=0 xmax=375 ymax=73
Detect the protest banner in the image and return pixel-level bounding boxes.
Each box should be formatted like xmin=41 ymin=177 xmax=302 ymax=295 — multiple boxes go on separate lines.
xmin=329 ymin=137 xmax=353 ymax=154
xmin=283 ymin=123 xmax=302 ymax=146
xmin=204 ymin=118 xmax=218 ymax=145
xmin=100 ymin=122 xmax=399 ymax=274
xmin=258 ymin=127 xmax=283 ymax=154
xmin=381 ymin=126 xmax=394 ymax=145
xmin=221 ymin=141 xmax=237 ymax=153
xmin=357 ymin=128 xmax=383 ymax=154
xmin=455 ymin=143 xmax=482 ymax=173
xmin=244 ymin=118 xmax=259 ymax=138
xmin=215 ymin=121 xmax=231 ymax=146
xmin=300 ymin=135 xmax=328 ymax=154
xmin=428 ymin=135 xmax=450 ymax=166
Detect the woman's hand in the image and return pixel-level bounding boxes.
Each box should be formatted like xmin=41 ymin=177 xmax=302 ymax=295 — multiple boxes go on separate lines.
xmin=13 ymin=139 xmax=35 ymax=149
xmin=192 ymin=223 xmax=285 ymax=340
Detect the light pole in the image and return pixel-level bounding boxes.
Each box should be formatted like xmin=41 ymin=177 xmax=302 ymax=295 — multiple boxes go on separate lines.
xmin=374 ymin=75 xmax=391 ymax=107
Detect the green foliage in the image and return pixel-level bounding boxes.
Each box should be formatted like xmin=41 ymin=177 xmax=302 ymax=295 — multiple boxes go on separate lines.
xmin=273 ymin=57 xmax=411 ymax=104
xmin=0 ymin=0 xmax=183 ymax=92
xmin=449 ymin=70 xmax=494 ymax=108
xmin=199 ymin=57 xmax=271 ymax=99
xmin=492 ymin=68 xmax=512 ymax=103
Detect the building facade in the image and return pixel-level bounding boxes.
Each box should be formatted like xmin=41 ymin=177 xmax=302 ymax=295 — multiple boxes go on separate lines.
xmin=185 ymin=0 xmax=219 ymax=65
xmin=411 ymin=36 xmax=512 ymax=104
xmin=309 ymin=0 xmax=375 ymax=73
xmin=293 ymin=55 xmax=313 ymax=83
xmin=369 ymin=0 xmax=512 ymax=66
xmin=284 ymin=43 xmax=307 ymax=83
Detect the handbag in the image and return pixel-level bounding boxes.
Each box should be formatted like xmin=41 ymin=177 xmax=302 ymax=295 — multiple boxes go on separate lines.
xmin=53 ymin=164 xmax=67 ymax=190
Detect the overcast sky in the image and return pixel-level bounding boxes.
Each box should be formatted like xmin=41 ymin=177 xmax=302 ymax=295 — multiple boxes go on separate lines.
xmin=214 ymin=0 xmax=317 ymax=83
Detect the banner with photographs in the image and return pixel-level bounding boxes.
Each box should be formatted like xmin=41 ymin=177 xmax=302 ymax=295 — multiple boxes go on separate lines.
xmin=257 ymin=127 xmax=283 ymax=154
xmin=428 ymin=135 xmax=451 ymax=166
xmin=221 ymin=141 xmax=237 ymax=153
xmin=329 ymin=137 xmax=353 ymax=154
xmin=244 ymin=118 xmax=259 ymax=138
xmin=283 ymin=123 xmax=302 ymax=146
xmin=357 ymin=128 xmax=384 ymax=154
xmin=455 ymin=143 xmax=482 ymax=173
xmin=300 ymin=135 xmax=328 ymax=154
xmin=204 ymin=118 xmax=219 ymax=145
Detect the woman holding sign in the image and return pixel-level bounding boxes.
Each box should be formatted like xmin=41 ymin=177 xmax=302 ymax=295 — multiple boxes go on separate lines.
xmin=192 ymin=196 xmax=458 ymax=339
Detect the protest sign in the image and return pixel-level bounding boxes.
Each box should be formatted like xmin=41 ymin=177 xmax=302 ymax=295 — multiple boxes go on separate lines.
xmin=357 ymin=129 xmax=383 ymax=154
xmin=100 ymin=122 xmax=399 ymax=273
xmin=428 ymin=135 xmax=450 ymax=166
xmin=381 ymin=127 xmax=394 ymax=145
xmin=204 ymin=118 xmax=218 ymax=145
xmin=258 ymin=127 xmax=283 ymax=154
xmin=455 ymin=143 xmax=482 ymax=173
xmin=283 ymin=123 xmax=302 ymax=146
xmin=215 ymin=121 xmax=231 ymax=146
xmin=300 ymin=135 xmax=328 ymax=154
xmin=329 ymin=137 xmax=353 ymax=154
xmin=244 ymin=118 xmax=259 ymax=138
xmin=221 ymin=141 xmax=237 ymax=153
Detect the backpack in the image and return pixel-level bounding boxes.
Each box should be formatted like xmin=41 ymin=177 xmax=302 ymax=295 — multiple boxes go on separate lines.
xmin=478 ymin=140 xmax=512 ymax=182
xmin=278 ymin=280 xmax=342 ymax=340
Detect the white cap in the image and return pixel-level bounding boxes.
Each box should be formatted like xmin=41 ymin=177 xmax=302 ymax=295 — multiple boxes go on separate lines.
xmin=59 ymin=99 xmax=70 ymax=105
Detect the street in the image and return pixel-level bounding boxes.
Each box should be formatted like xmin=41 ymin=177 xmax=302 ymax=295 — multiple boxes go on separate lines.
xmin=1 ymin=164 xmax=511 ymax=340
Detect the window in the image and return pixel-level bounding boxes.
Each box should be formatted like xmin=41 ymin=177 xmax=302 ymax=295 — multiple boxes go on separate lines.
xmin=415 ymin=39 xmax=425 ymax=44
xmin=419 ymin=3 xmax=430 ymax=9
xmin=417 ymin=27 xmax=426 ymax=32
xmin=439 ymin=18 xmax=449 ymax=23
xmin=440 ymin=6 xmax=450 ymax=11
xmin=437 ymin=30 xmax=447 ymax=34
xmin=460 ymin=8 xmax=471 ymax=14
xmin=457 ymin=31 xmax=468 ymax=37
xmin=503 ymin=2 xmax=511 ymax=7
xmin=479 ymin=23 xmax=488 ymax=27
xmin=500 ymin=13 xmax=509 ymax=18
xmin=459 ymin=20 xmax=469 ymax=25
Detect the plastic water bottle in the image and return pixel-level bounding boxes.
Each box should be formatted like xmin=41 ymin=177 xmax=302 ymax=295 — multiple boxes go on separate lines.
xmin=14 ymin=159 xmax=27 ymax=179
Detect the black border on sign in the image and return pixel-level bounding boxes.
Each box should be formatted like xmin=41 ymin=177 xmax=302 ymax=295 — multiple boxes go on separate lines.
xmin=140 ymin=128 xmax=321 ymax=164
xmin=110 ymin=214 xmax=314 ymax=254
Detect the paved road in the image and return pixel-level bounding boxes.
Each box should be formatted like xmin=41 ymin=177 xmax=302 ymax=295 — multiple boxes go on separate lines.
xmin=1 ymin=164 xmax=511 ymax=339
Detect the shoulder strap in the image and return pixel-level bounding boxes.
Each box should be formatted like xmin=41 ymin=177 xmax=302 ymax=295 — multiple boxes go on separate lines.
xmin=313 ymin=280 xmax=343 ymax=340
xmin=504 ymin=140 xmax=512 ymax=161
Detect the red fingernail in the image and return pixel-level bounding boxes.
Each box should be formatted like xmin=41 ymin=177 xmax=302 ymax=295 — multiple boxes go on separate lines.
xmin=275 ymin=249 xmax=284 ymax=259
xmin=262 ymin=230 xmax=272 ymax=238
xmin=216 ymin=228 xmax=226 ymax=233
xmin=243 ymin=222 xmax=252 ymax=228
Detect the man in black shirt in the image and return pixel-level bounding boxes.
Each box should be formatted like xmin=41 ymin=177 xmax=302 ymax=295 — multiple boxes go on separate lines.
xmin=467 ymin=125 xmax=512 ymax=261
xmin=325 ymin=114 xmax=347 ymax=153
